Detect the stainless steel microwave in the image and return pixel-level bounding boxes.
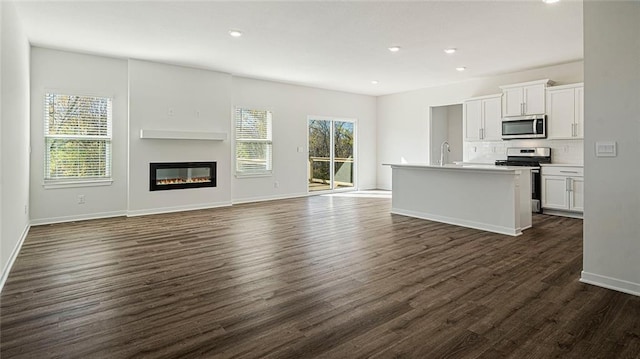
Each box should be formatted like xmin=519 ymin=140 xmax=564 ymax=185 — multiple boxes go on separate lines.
xmin=502 ymin=115 xmax=546 ymax=140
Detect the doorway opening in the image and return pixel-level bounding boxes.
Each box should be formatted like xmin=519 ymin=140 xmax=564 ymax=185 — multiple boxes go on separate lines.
xmin=430 ymin=104 xmax=463 ymax=165
xmin=307 ymin=117 xmax=356 ymax=193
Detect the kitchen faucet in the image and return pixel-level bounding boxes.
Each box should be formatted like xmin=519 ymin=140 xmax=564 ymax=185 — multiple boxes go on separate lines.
xmin=440 ymin=141 xmax=450 ymax=166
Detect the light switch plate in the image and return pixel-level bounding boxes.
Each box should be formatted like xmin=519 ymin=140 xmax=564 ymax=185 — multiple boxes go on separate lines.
xmin=595 ymin=141 xmax=617 ymax=157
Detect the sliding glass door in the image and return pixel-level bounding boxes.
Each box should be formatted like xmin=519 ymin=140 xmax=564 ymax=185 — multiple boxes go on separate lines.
xmin=308 ymin=118 xmax=355 ymax=192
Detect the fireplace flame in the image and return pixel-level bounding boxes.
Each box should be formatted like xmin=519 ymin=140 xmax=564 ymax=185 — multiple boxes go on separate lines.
xmin=156 ymin=177 xmax=211 ymax=185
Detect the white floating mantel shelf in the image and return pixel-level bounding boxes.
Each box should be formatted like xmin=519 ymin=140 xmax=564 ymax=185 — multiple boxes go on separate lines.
xmin=139 ymin=129 xmax=227 ymax=141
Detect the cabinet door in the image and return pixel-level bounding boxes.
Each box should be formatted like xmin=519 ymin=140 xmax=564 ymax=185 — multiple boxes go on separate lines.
xmin=547 ymin=88 xmax=576 ymax=139
xmin=523 ymin=84 xmax=546 ymax=115
xmin=482 ymin=96 xmax=502 ymax=140
xmin=502 ymin=87 xmax=523 ymax=116
xmin=542 ymin=175 xmax=569 ymax=210
xmin=569 ymin=177 xmax=584 ymax=212
xmin=574 ymin=86 xmax=584 ymax=138
xmin=463 ymin=99 xmax=482 ymax=141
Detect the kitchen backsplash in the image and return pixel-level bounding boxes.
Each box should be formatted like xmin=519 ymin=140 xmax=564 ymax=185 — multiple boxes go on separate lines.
xmin=463 ymin=139 xmax=583 ymax=164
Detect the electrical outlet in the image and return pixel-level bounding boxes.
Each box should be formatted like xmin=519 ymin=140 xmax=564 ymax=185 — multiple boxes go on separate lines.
xmin=274 ymin=181 xmax=279 ymax=188
xmin=195 ymin=110 xmax=200 ymax=118
xmin=24 ymin=204 xmax=28 ymax=214
xmin=78 ymin=195 xmax=85 ymax=204
xmin=168 ymin=108 xmax=174 ymax=117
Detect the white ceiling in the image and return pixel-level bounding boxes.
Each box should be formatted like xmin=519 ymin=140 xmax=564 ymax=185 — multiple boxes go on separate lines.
xmin=14 ymin=1 xmax=583 ymax=96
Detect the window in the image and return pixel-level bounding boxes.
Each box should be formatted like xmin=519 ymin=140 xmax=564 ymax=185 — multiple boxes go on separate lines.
xmin=44 ymin=93 xmax=112 ymax=182
xmin=234 ymin=108 xmax=273 ymax=176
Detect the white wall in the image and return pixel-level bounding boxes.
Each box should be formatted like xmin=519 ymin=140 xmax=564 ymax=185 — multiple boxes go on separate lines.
xmin=1 ymin=0 xmax=4 ymax=270
xmin=376 ymin=61 xmax=584 ymax=189
xmin=128 ymin=60 xmax=232 ymax=214
xmin=1 ymin=1 xmax=30 ymax=284
xmin=231 ymin=76 xmax=377 ymax=203
xmin=27 ymin=51 xmax=376 ymax=220
xmin=582 ymin=2 xmax=640 ymax=296
xmin=30 ymin=48 xmax=128 ymax=224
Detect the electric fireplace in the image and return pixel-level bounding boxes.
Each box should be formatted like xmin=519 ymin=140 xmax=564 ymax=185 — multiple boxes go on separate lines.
xmin=150 ymin=162 xmax=216 ymax=191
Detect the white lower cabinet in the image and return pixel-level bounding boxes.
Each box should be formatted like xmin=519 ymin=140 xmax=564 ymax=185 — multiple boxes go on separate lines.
xmin=541 ymin=166 xmax=584 ymax=215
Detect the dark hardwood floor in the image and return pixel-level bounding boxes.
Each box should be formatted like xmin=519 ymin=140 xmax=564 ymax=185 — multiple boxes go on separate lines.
xmin=1 ymin=194 xmax=639 ymax=358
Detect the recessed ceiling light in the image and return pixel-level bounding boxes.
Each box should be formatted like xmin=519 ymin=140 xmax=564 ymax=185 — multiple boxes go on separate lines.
xmin=444 ymin=48 xmax=457 ymax=54
xmin=388 ymin=46 xmax=401 ymax=52
xmin=229 ymin=30 xmax=243 ymax=37
xmin=542 ymin=0 xmax=560 ymax=3
xmin=456 ymin=67 xmax=466 ymax=72
xmin=371 ymin=80 xmax=379 ymax=85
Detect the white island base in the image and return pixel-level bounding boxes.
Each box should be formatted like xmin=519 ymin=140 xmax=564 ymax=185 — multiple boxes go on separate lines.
xmin=386 ymin=164 xmax=532 ymax=236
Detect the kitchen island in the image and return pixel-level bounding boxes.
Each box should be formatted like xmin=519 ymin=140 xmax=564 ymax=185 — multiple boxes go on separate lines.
xmin=385 ymin=163 xmax=532 ymax=236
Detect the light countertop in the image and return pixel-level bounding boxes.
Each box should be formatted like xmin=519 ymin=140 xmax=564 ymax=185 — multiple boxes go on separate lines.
xmin=540 ymin=163 xmax=583 ymax=167
xmin=383 ymin=163 xmax=536 ymax=172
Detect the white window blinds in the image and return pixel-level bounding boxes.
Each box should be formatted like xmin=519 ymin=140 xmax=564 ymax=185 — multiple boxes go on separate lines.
xmin=44 ymin=93 xmax=112 ymax=180
xmin=235 ymin=108 xmax=273 ymax=175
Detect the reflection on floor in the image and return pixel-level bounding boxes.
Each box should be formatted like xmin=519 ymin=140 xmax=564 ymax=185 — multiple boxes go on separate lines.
xmin=321 ymin=190 xmax=392 ymax=199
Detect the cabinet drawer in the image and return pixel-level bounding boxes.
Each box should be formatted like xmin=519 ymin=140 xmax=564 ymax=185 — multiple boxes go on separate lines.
xmin=541 ymin=166 xmax=583 ymax=177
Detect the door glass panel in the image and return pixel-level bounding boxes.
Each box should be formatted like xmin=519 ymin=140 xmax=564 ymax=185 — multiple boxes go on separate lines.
xmin=308 ymin=119 xmax=331 ymax=192
xmin=333 ymin=121 xmax=354 ymax=189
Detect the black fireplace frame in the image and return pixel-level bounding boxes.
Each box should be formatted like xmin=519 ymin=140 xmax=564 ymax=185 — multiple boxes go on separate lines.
xmin=149 ymin=162 xmax=217 ymax=191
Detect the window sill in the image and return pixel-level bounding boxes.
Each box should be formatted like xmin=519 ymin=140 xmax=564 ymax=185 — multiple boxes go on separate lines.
xmin=43 ymin=179 xmax=113 ymax=189
xmin=235 ymin=172 xmax=273 ymax=179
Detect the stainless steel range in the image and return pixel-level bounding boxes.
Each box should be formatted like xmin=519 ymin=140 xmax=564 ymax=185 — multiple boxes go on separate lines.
xmin=495 ymin=147 xmax=551 ymax=213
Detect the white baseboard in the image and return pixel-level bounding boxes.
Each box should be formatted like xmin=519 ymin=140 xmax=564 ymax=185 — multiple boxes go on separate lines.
xmin=127 ymin=201 xmax=232 ymax=217
xmin=580 ymin=271 xmax=640 ymax=297
xmin=232 ymin=192 xmax=309 ymax=205
xmin=0 ymin=224 xmax=30 ymax=293
xmin=30 ymin=210 xmax=128 ymax=226
xmin=542 ymin=209 xmax=583 ymax=219
xmin=391 ymin=208 xmax=522 ymax=237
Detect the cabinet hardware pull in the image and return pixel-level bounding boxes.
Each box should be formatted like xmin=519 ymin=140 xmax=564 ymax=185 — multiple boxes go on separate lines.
xmin=560 ymin=171 xmax=579 ymax=174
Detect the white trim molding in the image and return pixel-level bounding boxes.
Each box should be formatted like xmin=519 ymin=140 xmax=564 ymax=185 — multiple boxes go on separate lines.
xmin=580 ymin=271 xmax=640 ymax=297
xmin=232 ymin=192 xmax=309 ymax=205
xmin=0 ymin=224 xmax=31 ymax=293
xmin=30 ymin=210 xmax=127 ymax=226
xmin=127 ymin=201 xmax=232 ymax=217
xmin=391 ymin=208 xmax=523 ymax=237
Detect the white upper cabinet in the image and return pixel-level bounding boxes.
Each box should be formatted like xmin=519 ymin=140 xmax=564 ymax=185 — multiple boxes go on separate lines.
xmin=502 ymin=87 xmax=524 ymax=117
xmin=500 ymin=79 xmax=554 ymax=116
xmin=463 ymin=94 xmax=502 ymax=141
xmin=482 ymin=96 xmax=502 ymax=140
xmin=464 ymin=98 xmax=482 ymax=141
xmin=546 ymin=83 xmax=584 ymax=139
xmin=575 ymin=86 xmax=584 ymax=138
xmin=523 ymin=84 xmax=546 ymax=115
